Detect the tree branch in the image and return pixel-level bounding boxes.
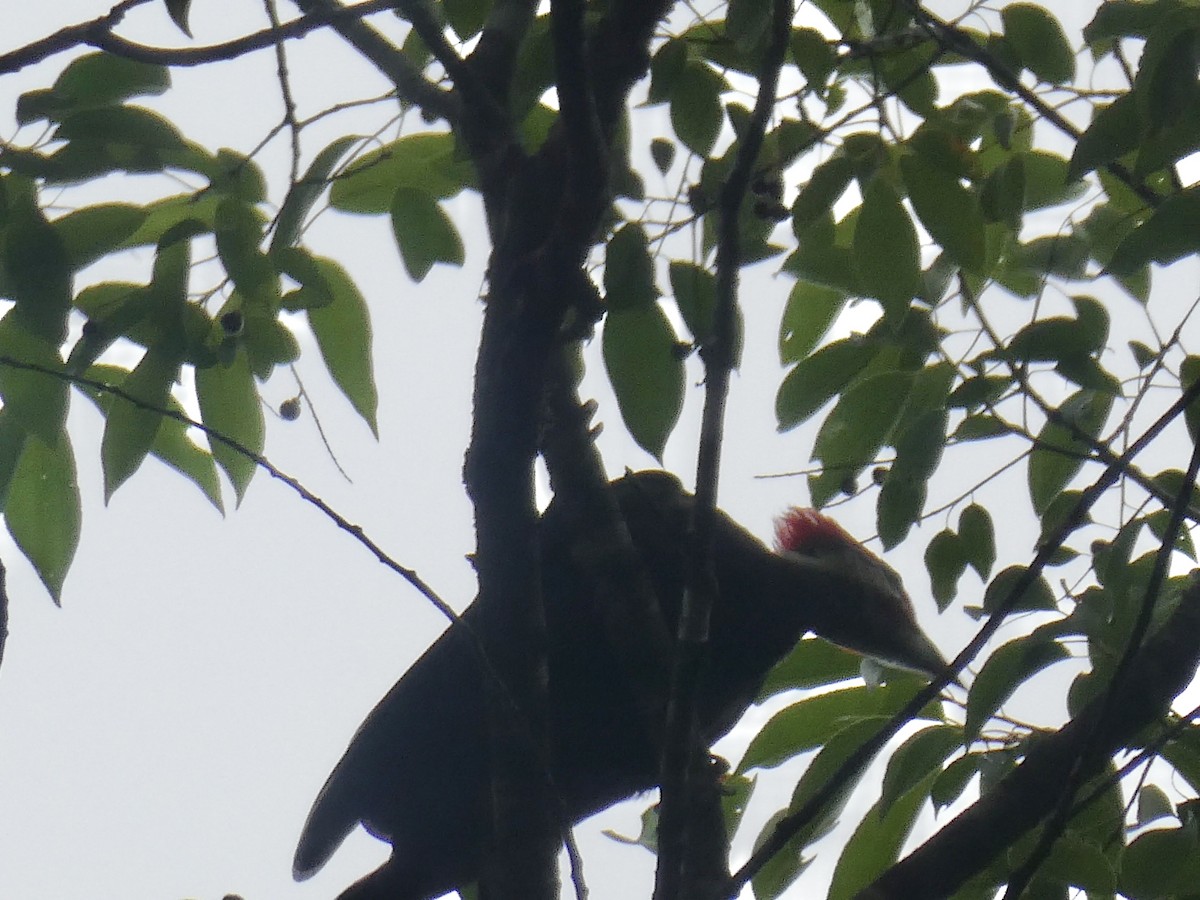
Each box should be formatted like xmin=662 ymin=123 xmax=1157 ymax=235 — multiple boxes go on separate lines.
xmin=292 ymin=0 xmax=458 ymax=124
xmin=730 ymin=375 xmax=1200 ymax=894
xmin=858 ymin=572 xmax=1200 ymax=899
xmin=658 ymin=4 xmax=794 ymax=898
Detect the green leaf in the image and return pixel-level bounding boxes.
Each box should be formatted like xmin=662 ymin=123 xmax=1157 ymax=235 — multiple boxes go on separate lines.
xmin=879 ymin=725 xmax=963 ymax=817
xmin=195 ymin=351 xmax=264 ymax=505
xmin=1069 ymin=95 xmax=1141 ymax=181
xmin=649 ymin=138 xmax=676 ymax=175
xmin=605 ymin=224 xmax=658 ymax=310
xmin=958 ymin=503 xmax=995 ymax=580
xmin=793 ymin=156 xmax=854 ymax=232
xmin=1120 ymin=824 xmax=1200 ymax=897
xmin=1021 ymin=151 xmax=1086 ymax=211
xmin=1182 ymin=356 xmax=1200 ymax=445
xmin=78 ymin=364 xmax=222 ymax=512
xmin=165 ymin=0 xmax=194 ymax=36
xmin=389 ymin=187 xmax=465 ymax=282
xmin=810 ymin=371 xmax=913 ymax=506
xmin=1028 ymin=390 xmax=1113 ymax=514
xmin=727 ymin=0 xmax=771 ymax=52
xmin=1137 ymin=784 xmax=1176 ymax=826
xmin=878 ymin=404 xmax=949 ymax=549
xmin=670 ymin=61 xmax=726 ymax=157
xmin=215 ymin=199 xmax=278 ymax=305
xmin=602 ymin=304 xmax=684 ymax=460
xmin=931 ymin=753 xmax=979 ymax=811
xmin=982 ymin=565 xmax=1057 ymax=615
xmin=305 ymin=257 xmax=379 ymax=436
xmin=100 ymin=351 xmax=180 ymax=501
xmin=5 ymin=428 xmax=80 ymax=603
xmin=329 ymin=133 xmax=473 ymax=214
xmin=271 ymin=136 xmax=359 ymax=253
xmin=828 ymin=769 xmax=936 ymax=900
xmin=853 ymin=179 xmax=921 ymax=318
xmin=778 ymin=280 xmax=846 ymax=364
xmin=758 ymin=639 xmax=865 ymax=698
xmin=668 ymin=261 xmax=743 ymax=365
xmin=742 ymin=682 xmax=926 ymax=772
xmin=1108 ymin=187 xmax=1200 ymax=275
xmin=901 ymin=154 xmax=987 ymax=273
xmin=53 ymin=204 xmax=148 ymax=271
xmin=791 ymin=26 xmax=836 ymax=90
xmin=925 ymin=529 xmax=967 ymax=611
xmin=16 ymin=53 xmax=169 ymax=124
xmin=442 ymin=0 xmax=489 ymax=40
xmin=0 ymin=311 xmax=69 ymax=445
xmin=965 ymin=636 xmax=1070 ymax=739
xmin=1002 ymin=3 xmax=1076 ymax=84
xmin=4 ymin=186 xmax=73 ymax=343
xmin=776 ymin=336 xmax=876 ymax=431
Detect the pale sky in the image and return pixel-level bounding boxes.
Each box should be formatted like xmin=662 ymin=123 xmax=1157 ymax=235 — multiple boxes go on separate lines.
xmin=0 ymin=3 xmax=1190 ymax=900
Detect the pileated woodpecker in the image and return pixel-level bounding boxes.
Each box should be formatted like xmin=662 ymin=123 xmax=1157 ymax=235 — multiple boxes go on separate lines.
xmin=294 ymin=471 xmax=947 ymax=900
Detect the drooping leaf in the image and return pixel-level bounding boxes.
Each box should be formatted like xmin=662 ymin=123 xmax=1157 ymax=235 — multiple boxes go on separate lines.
xmin=828 ymin=769 xmax=937 ymax=900
xmin=776 ymin=336 xmax=877 ymax=431
xmin=1108 ymin=187 xmax=1200 ymax=275
xmin=16 ymin=53 xmax=169 ymax=124
xmin=668 ymin=261 xmax=743 ymax=366
xmin=649 ymin=138 xmax=676 ymax=175
xmin=605 ymin=224 xmax=658 ymax=310
xmin=878 ymin=407 xmax=947 ymax=548
xmin=100 ymin=350 xmax=181 ymax=501
xmin=810 ymin=371 xmax=914 ymax=506
xmin=853 ymin=179 xmax=921 ymax=319
xmin=982 ymin=565 xmax=1058 ymax=615
xmin=0 ymin=311 xmax=69 ymax=446
xmin=958 ymin=504 xmax=996 ymax=580
xmin=195 ymin=351 xmax=264 ymax=505
xmin=965 ymin=636 xmax=1070 ymax=739
xmin=271 ymin=135 xmax=360 ymax=253
xmin=1069 ymin=95 xmax=1141 ymax=181
xmin=1002 ymin=3 xmax=1076 ymax=84
xmin=925 ymin=529 xmax=967 ymax=610
xmin=329 ymin=133 xmax=474 ymax=214
xmin=442 ymin=0 xmax=490 ymax=40
xmin=53 ymin=204 xmax=148 ymax=271
xmin=602 ymin=304 xmax=684 ymax=461
xmin=5 ymin=428 xmax=80 ymax=603
xmin=778 ymin=280 xmax=847 ymax=365
xmin=3 ymin=185 xmax=73 ymax=343
xmin=878 ymin=725 xmax=963 ymax=817
xmin=215 ymin=198 xmax=278 ymax=305
xmin=670 ymin=61 xmax=726 ymax=158
xmin=305 ymin=257 xmax=379 ymax=436
xmin=165 ymin=0 xmax=194 ymax=37
xmin=1028 ymin=390 xmax=1113 ymax=514
xmin=901 ymin=154 xmax=987 ymax=273
xmin=389 ymin=187 xmax=465 ymax=282
xmin=78 ymin=365 xmax=222 ymax=512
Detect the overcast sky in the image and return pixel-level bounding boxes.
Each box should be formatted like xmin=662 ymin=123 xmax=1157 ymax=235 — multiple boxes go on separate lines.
xmin=0 ymin=3 xmax=1192 ymax=900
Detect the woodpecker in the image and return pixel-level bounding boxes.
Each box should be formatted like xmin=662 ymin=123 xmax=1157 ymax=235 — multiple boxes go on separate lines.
xmin=294 ymin=470 xmax=947 ymax=900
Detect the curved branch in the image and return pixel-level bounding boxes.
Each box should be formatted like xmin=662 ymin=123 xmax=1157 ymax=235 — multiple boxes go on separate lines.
xmin=859 ymin=572 xmax=1200 ymax=899
xmin=730 ymin=375 xmax=1200 ymax=894
xmin=0 ymin=354 xmax=458 ymax=625
xmin=292 ymin=0 xmax=459 ymax=124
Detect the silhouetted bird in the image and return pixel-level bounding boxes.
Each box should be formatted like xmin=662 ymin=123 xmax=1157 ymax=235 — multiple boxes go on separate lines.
xmin=294 ymin=471 xmax=947 ymax=899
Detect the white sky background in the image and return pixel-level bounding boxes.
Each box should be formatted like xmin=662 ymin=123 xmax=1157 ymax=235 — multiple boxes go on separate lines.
xmin=0 ymin=2 xmax=1194 ymax=899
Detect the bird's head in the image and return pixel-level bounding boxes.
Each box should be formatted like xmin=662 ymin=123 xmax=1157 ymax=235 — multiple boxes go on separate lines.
xmin=774 ymin=507 xmax=950 ymax=681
